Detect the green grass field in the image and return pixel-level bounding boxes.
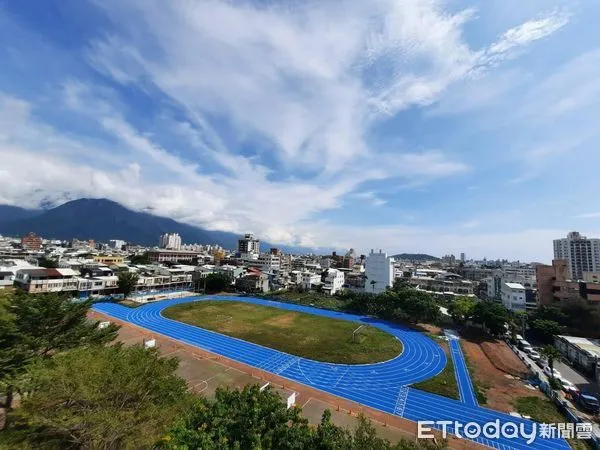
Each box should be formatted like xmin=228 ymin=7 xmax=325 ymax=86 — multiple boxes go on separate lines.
xmin=412 ymin=342 xmax=459 ymax=400
xmin=162 ymin=301 xmax=402 ymax=364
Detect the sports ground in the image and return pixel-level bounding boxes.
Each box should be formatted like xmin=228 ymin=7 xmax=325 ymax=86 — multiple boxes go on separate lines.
xmin=93 ymin=295 xmax=569 ymax=450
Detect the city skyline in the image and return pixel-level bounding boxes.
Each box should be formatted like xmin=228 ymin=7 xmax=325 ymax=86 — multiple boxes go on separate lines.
xmin=1 ymin=1 xmax=600 ymax=262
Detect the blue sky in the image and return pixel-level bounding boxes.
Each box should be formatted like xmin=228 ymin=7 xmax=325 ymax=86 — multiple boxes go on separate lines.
xmin=1 ymin=0 xmax=599 ymax=261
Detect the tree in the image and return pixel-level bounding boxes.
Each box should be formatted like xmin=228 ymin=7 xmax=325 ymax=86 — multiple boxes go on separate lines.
xmin=37 ymin=256 xmax=58 ymax=268
xmin=204 ymin=272 xmax=232 ymax=294
xmin=117 ymin=271 xmax=139 ymax=299
xmin=128 ymin=252 xmax=150 ymax=265
xmin=471 ymin=301 xmax=510 ymax=336
xmin=11 ymin=345 xmax=192 ymax=449
xmin=158 ymin=384 xmax=313 ymax=449
xmin=448 ymin=297 xmax=476 ymax=326
xmin=529 ymin=319 xmax=564 ymax=344
xmin=370 ymin=279 xmax=377 ymax=292
xmin=540 ymin=345 xmax=562 ymax=383
xmin=158 ymin=384 xmax=447 ymax=450
xmin=1 ymin=291 xmax=119 ymax=410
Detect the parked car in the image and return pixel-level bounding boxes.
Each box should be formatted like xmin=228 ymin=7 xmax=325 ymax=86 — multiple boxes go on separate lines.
xmin=543 ymin=366 xmax=561 ymax=378
xmin=528 ymin=350 xmax=541 ymax=361
xmin=536 ymin=359 xmax=547 ymax=368
xmin=518 ymin=339 xmax=532 ymax=351
xmin=571 ymin=391 xmax=600 ymax=414
xmin=557 ymin=378 xmax=578 ymax=394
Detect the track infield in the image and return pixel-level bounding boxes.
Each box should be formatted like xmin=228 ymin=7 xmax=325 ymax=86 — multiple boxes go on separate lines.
xmin=162 ymin=300 xmax=402 ymax=364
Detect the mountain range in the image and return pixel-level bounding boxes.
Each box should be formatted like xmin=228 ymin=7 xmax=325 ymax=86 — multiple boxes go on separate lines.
xmin=392 ymin=253 xmax=440 ymax=261
xmin=0 ymin=198 xmax=308 ymax=253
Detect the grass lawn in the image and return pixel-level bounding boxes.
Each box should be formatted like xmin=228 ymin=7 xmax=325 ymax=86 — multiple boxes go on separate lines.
xmin=162 ymin=300 xmax=402 ymax=364
xmin=260 ymin=291 xmax=349 ymax=311
xmin=412 ymin=342 xmax=459 ymax=400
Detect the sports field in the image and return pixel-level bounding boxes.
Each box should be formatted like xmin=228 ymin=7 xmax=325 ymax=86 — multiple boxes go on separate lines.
xmin=162 ymin=300 xmax=402 ymax=364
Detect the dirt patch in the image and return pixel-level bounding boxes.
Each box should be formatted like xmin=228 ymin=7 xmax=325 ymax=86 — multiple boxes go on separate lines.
xmin=480 ymin=341 xmax=529 ymax=378
xmin=461 ymin=338 xmax=544 ymax=413
xmin=263 ymin=313 xmax=296 ymax=328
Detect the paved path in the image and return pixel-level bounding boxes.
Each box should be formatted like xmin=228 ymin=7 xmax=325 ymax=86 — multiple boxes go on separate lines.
xmin=93 ymin=296 xmax=569 ymax=450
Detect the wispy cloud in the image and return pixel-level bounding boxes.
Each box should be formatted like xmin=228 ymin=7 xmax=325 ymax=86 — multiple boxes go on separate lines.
xmin=574 ymin=213 xmax=600 ymax=219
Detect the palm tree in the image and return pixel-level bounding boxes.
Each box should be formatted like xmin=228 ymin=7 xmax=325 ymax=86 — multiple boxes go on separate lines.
xmin=540 ymin=345 xmax=562 ymax=381
xmin=370 ymin=279 xmax=377 ymax=292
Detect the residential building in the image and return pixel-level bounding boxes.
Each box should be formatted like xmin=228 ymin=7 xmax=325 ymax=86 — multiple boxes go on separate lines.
xmin=159 ymin=233 xmax=182 ymax=250
xmin=238 ymin=233 xmax=260 ymax=256
xmin=147 ymin=249 xmax=198 ymax=263
xmin=501 ymin=282 xmax=526 ymax=311
xmin=0 ymin=271 xmax=13 ymax=289
xmin=344 ymin=272 xmax=366 ymax=292
xmin=21 ymin=232 xmax=42 ymax=251
xmin=108 ymin=239 xmax=126 ymax=249
xmin=364 ymin=249 xmax=394 ymax=294
xmin=235 ymin=270 xmax=269 ymax=293
xmin=322 ymin=268 xmax=345 ymax=295
xmin=93 ymin=255 xmax=125 ymax=265
xmin=255 ymin=253 xmax=281 ymax=271
xmin=14 ymin=268 xmax=79 ymax=293
xmin=553 ymin=231 xmax=600 ymax=281
xmin=407 ymin=272 xmax=474 ymax=297
xmin=460 ymin=252 xmax=466 ymax=263
xmin=536 ymin=259 xmax=600 ymax=306
xmin=301 ymin=272 xmax=321 ymax=290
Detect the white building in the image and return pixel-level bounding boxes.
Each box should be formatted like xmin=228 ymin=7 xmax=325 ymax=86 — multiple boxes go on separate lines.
xmin=159 ymin=233 xmax=182 ymax=251
xmin=364 ymin=249 xmax=394 ymax=294
xmin=301 ymin=272 xmax=321 ymax=290
xmin=108 ymin=239 xmax=126 ymax=249
xmin=323 ymin=269 xmax=345 ymax=295
xmin=501 ymin=282 xmax=526 ymax=311
xmin=554 ymin=231 xmax=600 ymax=281
xmin=255 ymin=254 xmax=280 ymax=271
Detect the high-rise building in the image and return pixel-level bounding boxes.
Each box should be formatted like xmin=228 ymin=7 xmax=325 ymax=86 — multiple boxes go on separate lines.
xmin=460 ymin=252 xmax=466 ymax=262
xmin=364 ymin=249 xmax=394 ymax=294
xmin=159 ymin=233 xmax=182 ymax=250
xmin=238 ymin=233 xmax=260 ymax=256
xmin=553 ymin=231 xmax=600 ymax=280
xmin=21 ymin=232 xmax=42 ymax=251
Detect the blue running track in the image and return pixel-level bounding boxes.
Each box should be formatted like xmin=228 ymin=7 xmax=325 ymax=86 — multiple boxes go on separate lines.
xmin=93 ymin=296 xmax=569 ymax=450
xmin=447 ymin=335 xmax=479 ymax=407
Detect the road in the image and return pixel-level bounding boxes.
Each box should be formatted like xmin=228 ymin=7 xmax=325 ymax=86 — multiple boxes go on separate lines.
xmin=553 ymin=360 xmax=600 ymax=396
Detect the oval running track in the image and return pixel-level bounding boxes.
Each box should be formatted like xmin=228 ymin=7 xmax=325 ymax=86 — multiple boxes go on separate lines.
xmin=92 ymin=296 xmax=569 ymax=450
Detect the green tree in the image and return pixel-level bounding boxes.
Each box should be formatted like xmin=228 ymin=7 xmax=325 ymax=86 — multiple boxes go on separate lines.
xmin=117 ymin=271 xmax=139 ymax=299
xmin=471 ymin=301 xmax=509 ymax=336
xmin=128 ymin=252 xmax=150 ymax=265
xmin=11 ymin=345 xmax=192 ymax=449
xmin=158 ymin=384 xmax=446 ymax=450
xmin=370 ymin=279 xmax=377 ymax=292
xmin=204 ymin=272 xmax=232 ymax=293
xmin=448 ymin=296 xmax=476 ymax=326
xmin=530 ymin=319 xmax=564 ymax=344
xmin=1 ymin=291 xmax=119 ymax=410
xmin=158 ymin=384 xmax=313 ymax=449
xmin=540 ymin=345 xmax=562 ymax=383
xmin=37 ymin=256 xmax=58 ymax=268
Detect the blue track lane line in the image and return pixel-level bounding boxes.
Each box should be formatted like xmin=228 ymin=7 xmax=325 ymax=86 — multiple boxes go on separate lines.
xmin=92 ymin=296 xmax=569 ymax=450
xmin=447 ymin=336 xmax=479 ymax=407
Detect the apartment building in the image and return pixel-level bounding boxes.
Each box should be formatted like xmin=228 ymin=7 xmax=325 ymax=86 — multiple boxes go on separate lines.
xmin=147 ymin=249 xmax=198 ymax=263
xmin=21 ymin=232 xmax=42 ymax=251
xmin=159 ymin=233 xmax=182 ymax=250
xmin=554 ymin=231 xmax=600 ymax=281
xmin=501 ymin=282 xmax=526 ymax=311
xmin=323 ymin=268 xmax=345 ymax=295
xmin=14 ymin=268 xmax=79 ymax=293
xmin=537 ymin=259 xmax=600 ymax=306
xmin=364 ymin=249 xmax=394 ymax=294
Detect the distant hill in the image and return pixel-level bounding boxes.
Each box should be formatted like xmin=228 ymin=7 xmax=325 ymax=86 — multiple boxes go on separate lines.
xmin=0 ymin=198 xmax=304 ymax=252
xmin=0 ymin=205 xmax=42 ymax=223
xmin=392 ymin=253 xmax=440 ymax=261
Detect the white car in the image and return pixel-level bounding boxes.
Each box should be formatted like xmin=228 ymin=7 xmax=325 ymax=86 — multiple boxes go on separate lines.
xmin=543 ymin=366 xmax=561 ymax=378
xmin=558 ymin=378 xmax=578 ymax=393
xmin=528 ymin=351 xmax=541 ymax=361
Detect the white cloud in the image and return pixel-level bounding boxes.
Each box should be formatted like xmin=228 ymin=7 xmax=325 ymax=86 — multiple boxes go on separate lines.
xmin=486 ymin=11 xmax=569 ymax=57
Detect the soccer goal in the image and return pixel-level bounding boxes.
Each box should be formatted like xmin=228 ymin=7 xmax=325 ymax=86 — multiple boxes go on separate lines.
xmin=352 ymin=325 xmax=366 ymax=343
